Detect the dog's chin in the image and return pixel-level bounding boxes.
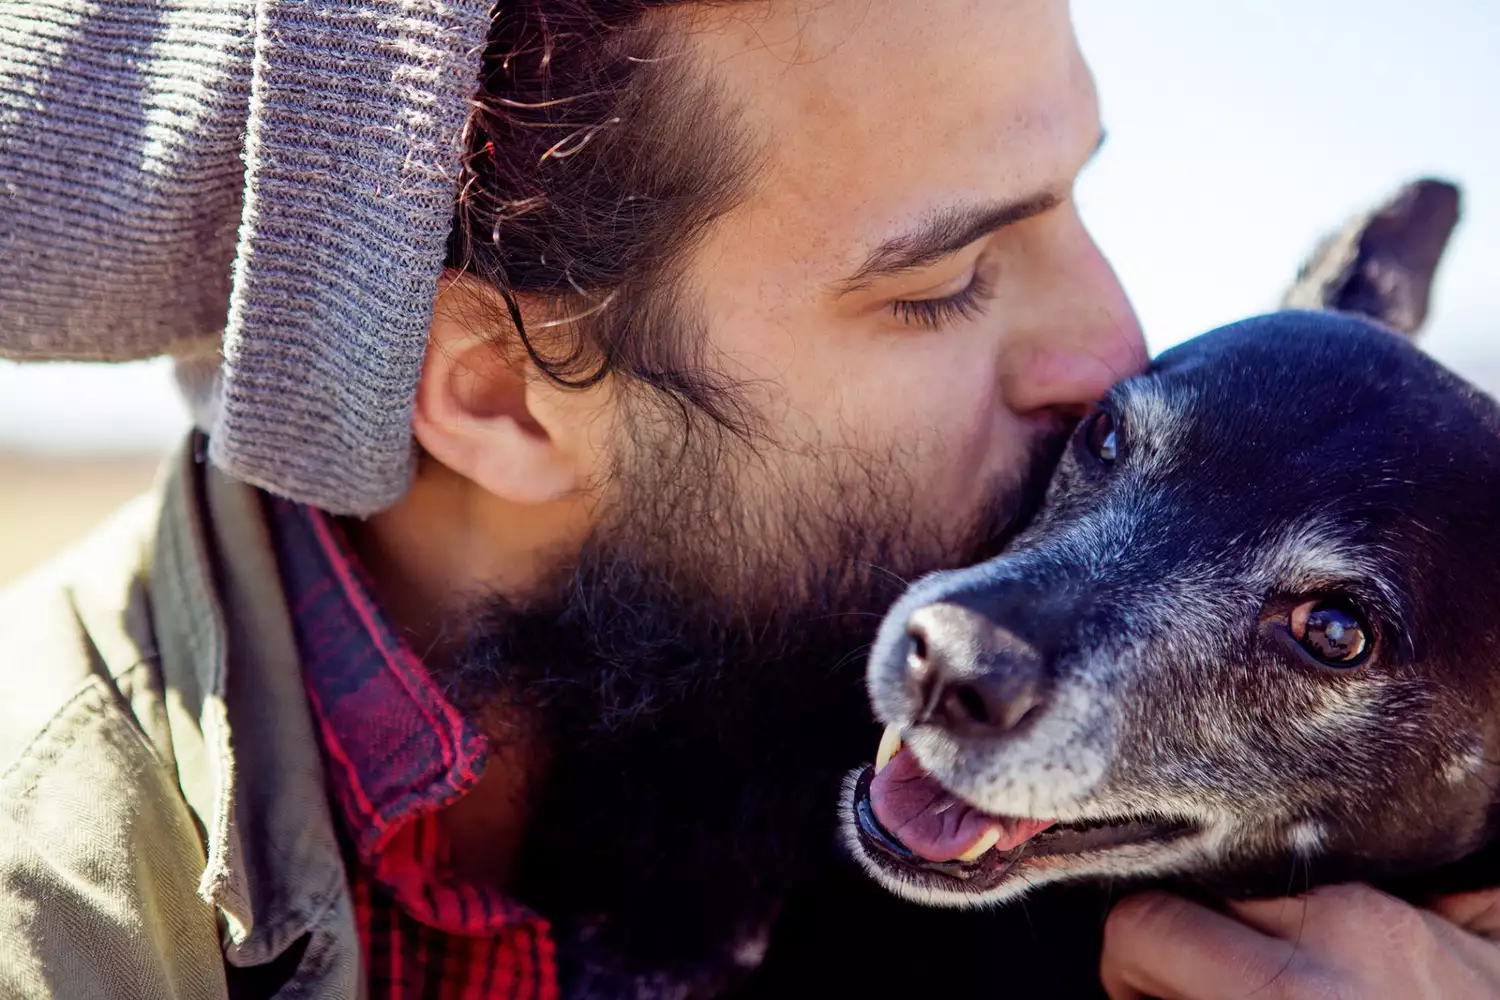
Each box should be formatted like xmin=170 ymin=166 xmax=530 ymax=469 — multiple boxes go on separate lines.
xmin=840 ymin=766 xmax=1207 ymax=908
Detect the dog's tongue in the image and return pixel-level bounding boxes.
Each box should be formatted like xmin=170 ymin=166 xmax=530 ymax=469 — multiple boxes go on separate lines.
xmin=869 ymin=749 xmax=1054 ymax=862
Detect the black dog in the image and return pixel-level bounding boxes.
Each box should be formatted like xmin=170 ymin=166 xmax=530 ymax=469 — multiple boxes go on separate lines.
xmin=849 ymin=307 xmax=1500 ymax=915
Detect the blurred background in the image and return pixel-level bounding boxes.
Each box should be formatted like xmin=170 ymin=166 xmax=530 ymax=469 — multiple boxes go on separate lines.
xmin=2 ymin=0 xmax=1497 ymax=585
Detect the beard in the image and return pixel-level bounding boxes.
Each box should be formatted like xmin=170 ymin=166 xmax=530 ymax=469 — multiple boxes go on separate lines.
xmin=437 ymin=402 xmax=1071 ymax=995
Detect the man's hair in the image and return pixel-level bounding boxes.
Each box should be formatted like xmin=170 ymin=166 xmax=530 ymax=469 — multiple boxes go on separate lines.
xmin=445 ymin=2 xmax=758 ymax=437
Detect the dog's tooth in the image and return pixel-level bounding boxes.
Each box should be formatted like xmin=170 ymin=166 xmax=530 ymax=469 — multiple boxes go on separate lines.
xmin=956 ymin=827 xmax=1003 ymax=863
xmin=874 ymin=725 xmax=903 ymax=775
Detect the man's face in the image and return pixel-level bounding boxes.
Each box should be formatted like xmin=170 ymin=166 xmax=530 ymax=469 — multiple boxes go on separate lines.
xmin=443 ymin=0 xmax=1146 ymax=974
xmin=644 ymin=0 xmax=1145 ymax=582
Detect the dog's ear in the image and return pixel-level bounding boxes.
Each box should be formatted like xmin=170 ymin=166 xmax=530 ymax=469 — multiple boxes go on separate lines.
xmin=1281 ymin=178 xmax=1462 ymax=338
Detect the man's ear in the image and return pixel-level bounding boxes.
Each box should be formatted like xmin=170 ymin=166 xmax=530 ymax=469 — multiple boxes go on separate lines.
xmin=412 ymin=271 xmax=596 ymax=505
xmin=1282 ymin=177 xmax=1462 ymax=339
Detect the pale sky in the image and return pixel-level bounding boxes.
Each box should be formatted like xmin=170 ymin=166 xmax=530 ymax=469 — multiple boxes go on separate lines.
xmin=2 ymin=0 xmax=1496 ymax=452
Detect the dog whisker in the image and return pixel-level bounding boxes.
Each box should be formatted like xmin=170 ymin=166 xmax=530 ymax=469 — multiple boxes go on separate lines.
xmin=852 ymin=560 xmax=913 ymax=590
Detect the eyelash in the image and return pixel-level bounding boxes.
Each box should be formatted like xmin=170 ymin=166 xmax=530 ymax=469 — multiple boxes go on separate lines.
xmin=890 ymin=272 xmax=994 ymax=330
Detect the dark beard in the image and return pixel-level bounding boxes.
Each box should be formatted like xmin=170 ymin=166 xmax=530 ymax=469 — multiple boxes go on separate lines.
xmin=438 ymin=425 xmax=1070 ymax=997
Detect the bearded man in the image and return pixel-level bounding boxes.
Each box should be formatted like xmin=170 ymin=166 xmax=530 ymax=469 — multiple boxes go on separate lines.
xmin=2 ymin=1 xmax=1499 ymax=998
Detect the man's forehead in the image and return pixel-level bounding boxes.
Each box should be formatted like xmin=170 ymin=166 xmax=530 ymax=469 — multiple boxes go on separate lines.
xmin=672 ymin=0 xmax=1097 ymax=284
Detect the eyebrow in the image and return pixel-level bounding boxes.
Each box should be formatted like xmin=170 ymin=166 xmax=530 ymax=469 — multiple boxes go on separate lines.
xmin=833 ymin=129 xmax=1108 ymax=296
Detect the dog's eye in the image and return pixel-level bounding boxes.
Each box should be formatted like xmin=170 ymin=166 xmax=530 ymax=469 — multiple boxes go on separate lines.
xmin=1290 ymin=600 xmax=1369 ymax=667
xmin=1085 ymin=411 xmax=1119 ymax=464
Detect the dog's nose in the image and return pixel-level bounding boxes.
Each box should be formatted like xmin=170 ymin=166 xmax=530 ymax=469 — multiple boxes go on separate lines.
xmin=904 ymin=602 xmax=1046 ymax=739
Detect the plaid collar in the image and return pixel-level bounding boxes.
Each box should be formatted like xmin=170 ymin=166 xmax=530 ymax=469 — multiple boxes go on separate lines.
xmin=268 ymin=496 xmax=543 ymax=936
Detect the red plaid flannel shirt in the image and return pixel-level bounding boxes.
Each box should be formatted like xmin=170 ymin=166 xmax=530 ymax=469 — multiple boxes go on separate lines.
xmin=270 ymin=497 xmax=559 ymax=1000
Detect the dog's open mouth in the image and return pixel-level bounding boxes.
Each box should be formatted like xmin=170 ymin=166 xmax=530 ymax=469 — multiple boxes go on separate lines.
xmin=852 ymin=727 xmax=1195 ymax=888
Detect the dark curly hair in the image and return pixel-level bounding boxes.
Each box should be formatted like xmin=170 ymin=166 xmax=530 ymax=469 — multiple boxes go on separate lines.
xmin=445 ymin=2 xmax=760 ymax=438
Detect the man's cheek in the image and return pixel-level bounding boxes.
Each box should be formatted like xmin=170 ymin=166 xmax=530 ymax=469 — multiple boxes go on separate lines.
xmin=918 ymin=405 xmax=1011 ymax=512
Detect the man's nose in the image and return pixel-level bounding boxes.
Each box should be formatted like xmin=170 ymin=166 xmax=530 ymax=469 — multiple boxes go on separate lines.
xmin=1001 ymin=219 xmax=1146 ymax=415
xmin=902 ymin=602 xmax=1047 ymax=739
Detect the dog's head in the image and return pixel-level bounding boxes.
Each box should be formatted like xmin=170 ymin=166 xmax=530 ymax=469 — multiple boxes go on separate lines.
xmin=845 ymin=310 xmax=1500 ymax=907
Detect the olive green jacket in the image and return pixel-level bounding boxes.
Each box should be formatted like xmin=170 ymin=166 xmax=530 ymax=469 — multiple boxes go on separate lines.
xmin=0 ymin=437 xmax=362 ymax=999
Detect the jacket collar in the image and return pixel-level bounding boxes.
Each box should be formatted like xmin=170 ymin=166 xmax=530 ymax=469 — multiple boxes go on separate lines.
xmin=150 ymin=435 xmax=349 ymax=967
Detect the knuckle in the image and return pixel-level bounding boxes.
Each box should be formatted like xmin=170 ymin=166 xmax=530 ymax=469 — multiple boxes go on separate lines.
xmin=1306 ymin=883 xmax=1443 ymax=980
xmin=1310 ymin=882 xmax=1372 ymax=908
xmin=1103 ymin=891 xmax=1201 ymax=961
xmin=1105 ymin=891 xmax=1194 ymax=940
xmin=1284 ymin=969 xmax=1356 ymax=1000
xmin=1313 ymin=883 xmax=1416 ymax=933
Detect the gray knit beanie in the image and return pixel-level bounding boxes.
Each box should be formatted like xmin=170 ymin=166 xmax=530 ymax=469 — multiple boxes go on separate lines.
xmin=0 ymin=0 xmax=491 ymax=515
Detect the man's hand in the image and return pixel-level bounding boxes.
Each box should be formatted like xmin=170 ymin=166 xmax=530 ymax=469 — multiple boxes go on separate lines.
xmin=1099 ymin=883 xmax=1500 ymax=999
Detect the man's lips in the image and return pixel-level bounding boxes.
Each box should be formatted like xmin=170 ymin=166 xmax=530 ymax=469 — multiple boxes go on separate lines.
xmin=869 ymin=738 xmax=1054 ymax=862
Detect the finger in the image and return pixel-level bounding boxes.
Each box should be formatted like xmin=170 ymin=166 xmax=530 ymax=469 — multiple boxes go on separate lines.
xmin=1226 ymin=894 xmax=1315 ymax=939
xmin=1101 ymin=978 xmax=1148 ymax=1000
xmin=1102 ymin=891 xmax=1302 ymax=1000
xmin=1430 ymin=888 xmax=1500 ymax=940
xmin=1234 ymin=882 xmax=1443 ymax=954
